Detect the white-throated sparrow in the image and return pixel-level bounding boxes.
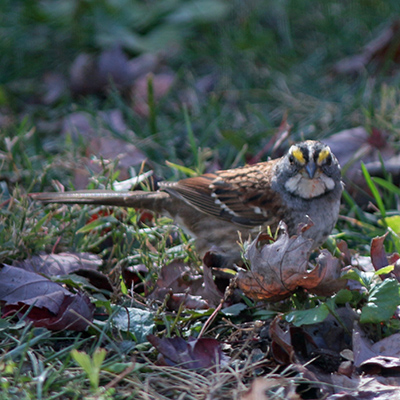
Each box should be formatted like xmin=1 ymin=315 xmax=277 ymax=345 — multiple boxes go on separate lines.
xmin=32 ymin=140 xmax=343 ymax=264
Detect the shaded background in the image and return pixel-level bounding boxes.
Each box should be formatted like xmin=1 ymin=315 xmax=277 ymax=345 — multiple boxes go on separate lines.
xmin=2 ymin=0 xmax=400 ymax=185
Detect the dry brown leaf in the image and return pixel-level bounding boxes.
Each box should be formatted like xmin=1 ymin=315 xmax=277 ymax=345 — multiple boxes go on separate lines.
xmin=237 ymin=222 xmax=344 ymax=301
xmin=147 ymin=335 xmax=229 ymax=370
xmin=329 ymin=374 xmax=400 ymax=399
xmin=148 ymin=260 xmax=223 ymax=310
xmin=270 ymin=316 xmax=295 ymax=365
xmin=352 ymin=322 xmax=400 ymax=374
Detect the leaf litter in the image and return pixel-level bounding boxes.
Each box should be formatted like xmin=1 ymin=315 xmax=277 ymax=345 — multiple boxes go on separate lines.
xmin=4 ymin=207 xmax=400 ymax=398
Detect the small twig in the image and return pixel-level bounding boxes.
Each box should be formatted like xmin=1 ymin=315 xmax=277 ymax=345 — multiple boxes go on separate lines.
xmin=198 ymin=279 xmax=236 ymax=338
xmin=198 ymin=300 xmax=223 ymax=339
xmin=103 ymin=358 xmax=137 ymax=391
xmin=51 ymin=235 xmax=62 ymax=254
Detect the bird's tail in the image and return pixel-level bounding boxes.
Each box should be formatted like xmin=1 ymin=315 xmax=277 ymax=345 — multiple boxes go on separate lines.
xmin=30 ymin=190 xmax=171 ymax=213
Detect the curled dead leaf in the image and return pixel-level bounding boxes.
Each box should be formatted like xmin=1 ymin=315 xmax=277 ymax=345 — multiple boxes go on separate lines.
xmin=237 ymin=222 xmax=344 ymax=301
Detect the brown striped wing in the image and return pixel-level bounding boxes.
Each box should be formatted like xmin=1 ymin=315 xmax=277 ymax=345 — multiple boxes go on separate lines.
xmin=160 ymin=160 xmax=284 ymax=228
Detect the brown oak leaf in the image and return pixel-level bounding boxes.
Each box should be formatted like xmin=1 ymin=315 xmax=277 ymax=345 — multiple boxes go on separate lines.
xmin=237 ymin=222 xmax=345 ymax=301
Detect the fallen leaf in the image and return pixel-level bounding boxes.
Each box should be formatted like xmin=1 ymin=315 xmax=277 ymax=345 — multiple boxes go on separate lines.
xmin=201 ymin=263 xmax=224 ymax=307
xmin=13 ymin=252 xmax=102 ymax=276
xmin=41 ymin=72 xmax=68 ymax=105
xmin=13 ymin=252 xmax=112 ymax=293
xmin=304 ymin=307 xmax=355 ymax=354
xmin=151 ymin=260 xmax=204 ymax=294
xmin=122 ymin=264 xmax=149 ymax=290
xmin=132 ymin=72 xmax=175 ymax=117
xmin=0 ymin=264 xmax=94 ymax=331
xmin=88 ymin=136 xmax=147 ymax=180
xmin=352 ymin=322 xmax=400 ymax=371
xmin=70 ymin=47 xmax=159 ymax=96
xmin=329 ymin=375 xmax=400 ymax=399
xmin=370 ymin=233 xmax=390 ymax=271
xmin=62 ymin=109 xmax=135 ymax=142
xmin=333 ymin=20 xmax=400 ymax=75
xmin=149 ymin=260 xmax=223 ymax=310
xmin=111 ymin=306 xmax=155 ymax=343
xmin=147 ymin=335 xmax=229 ymax=370
xmin=323 ymin=127 xmax=397 ymax=205
xmin=20 ymin=292 xmax=94 ymax=331
xmin=237 ymin=222 xmax=344 ymax=301
xmin=166 ymin=293 xmax=209 ymax=310
xmin=62 ymin=109 xmax=147 ymax=185
xmin=270 ymin=316 xmax=295 ymax=365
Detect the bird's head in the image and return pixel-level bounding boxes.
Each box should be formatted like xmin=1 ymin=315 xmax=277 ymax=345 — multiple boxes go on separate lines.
xmin=282 ymin=140 xmax=341 ymax=199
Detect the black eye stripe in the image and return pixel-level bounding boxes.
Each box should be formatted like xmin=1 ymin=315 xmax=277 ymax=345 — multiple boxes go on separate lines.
xmin=297 ymin=145 xmax=309 ymax=163
xmin=314 ymin=149 xmax=320 ymax=162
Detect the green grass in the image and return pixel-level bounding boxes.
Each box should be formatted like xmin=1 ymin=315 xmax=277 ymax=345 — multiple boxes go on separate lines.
xmin=3 ymin=1 xmax=400 ymax=398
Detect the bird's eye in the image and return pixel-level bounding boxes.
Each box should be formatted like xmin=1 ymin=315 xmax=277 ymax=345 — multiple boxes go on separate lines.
xmin=325 ymin=155 xmax=332 ymax=165
xmin=289 ymin=154 xmax=295 ymax=164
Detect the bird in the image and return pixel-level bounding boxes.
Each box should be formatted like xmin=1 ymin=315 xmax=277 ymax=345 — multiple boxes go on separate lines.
xmin=32 ymin=140 xmax=343 ymax=265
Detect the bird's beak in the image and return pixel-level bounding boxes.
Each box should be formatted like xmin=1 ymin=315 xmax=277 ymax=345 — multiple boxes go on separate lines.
xmin=305 ymin=162 xmax=317 ymax=179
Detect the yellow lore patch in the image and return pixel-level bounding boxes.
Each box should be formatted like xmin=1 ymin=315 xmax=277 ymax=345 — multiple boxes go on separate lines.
xmin=292 ymin=147 xmax=305 ymax=164
xmin=317 ymin=148 xmax=331 ymax=165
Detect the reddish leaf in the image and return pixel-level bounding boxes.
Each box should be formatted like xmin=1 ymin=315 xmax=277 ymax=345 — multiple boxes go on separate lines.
xmin=151 ymin=260 xmax=203 ymax=294
xmin=122 ymin=264 xmax=149 ymax=289
xmin=1 ymin=264 xmax=72 ymax=313
xmin=0 ymin=264 xmax=94 ymax=331
xmin=4 ymin=292 xmax=94 ymax=331
xmin=370 ymin=233 xmax=390 ymax=271
xmin=147 ymin=335 xmax=229 ymax=370
xmin=270 ymin=316 xmax=295 ymax=365
xmin=201 ymin=264 xmax=224 ymax=307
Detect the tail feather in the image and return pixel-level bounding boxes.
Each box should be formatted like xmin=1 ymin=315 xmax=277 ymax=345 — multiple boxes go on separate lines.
xmin=31 ymin=190 xmax=170 ymax=213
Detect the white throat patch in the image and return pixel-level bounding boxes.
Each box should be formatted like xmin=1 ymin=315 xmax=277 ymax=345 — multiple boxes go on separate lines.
xmin=285 ymin=173 xmax=335 ymax=199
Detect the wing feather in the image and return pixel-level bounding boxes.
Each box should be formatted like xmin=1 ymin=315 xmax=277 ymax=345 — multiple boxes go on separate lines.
xmin=160 ymin=160 xmax=285 ymax=228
